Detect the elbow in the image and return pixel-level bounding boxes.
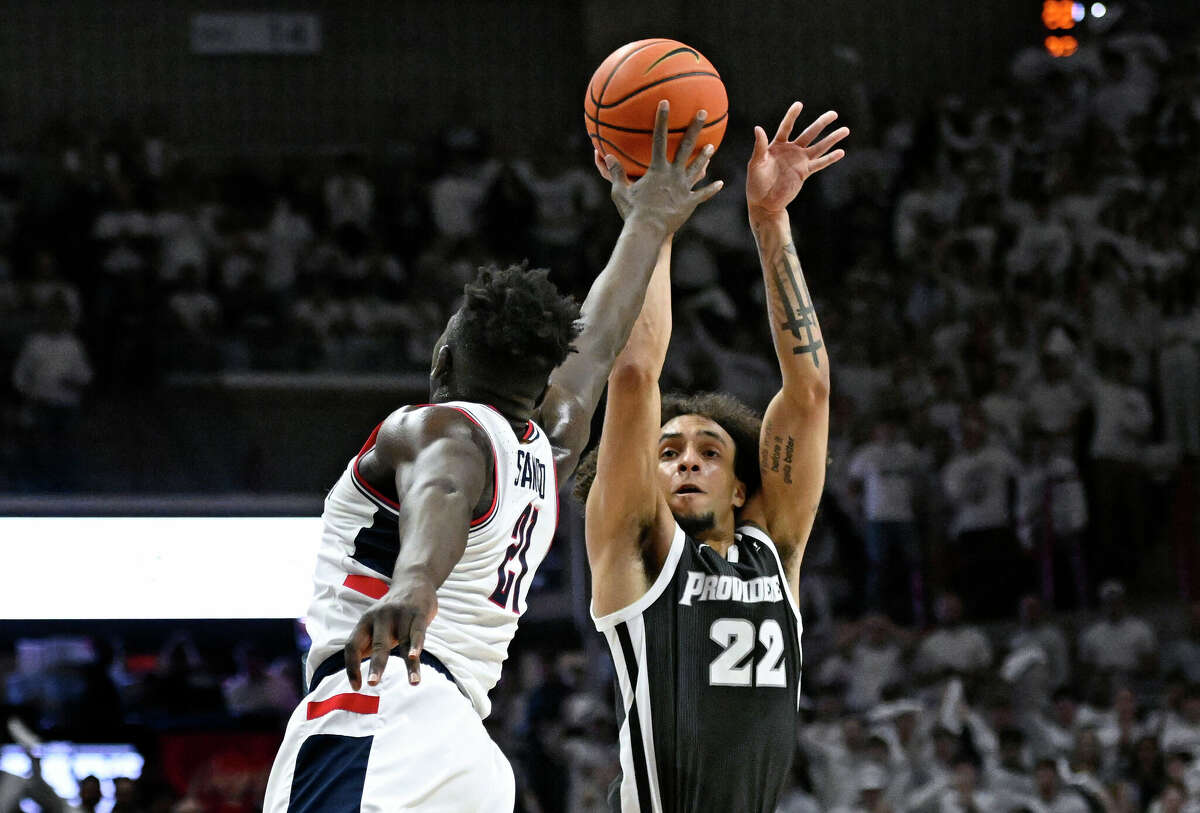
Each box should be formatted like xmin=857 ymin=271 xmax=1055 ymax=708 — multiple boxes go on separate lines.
xmin=785 ymin=376 xmax=830 ymax=410
xmin=609 ymin=358 xmax=658 ymax=391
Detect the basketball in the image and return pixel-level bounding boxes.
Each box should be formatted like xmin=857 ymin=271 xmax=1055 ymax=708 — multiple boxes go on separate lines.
xmin=585 ymin=39 xmax=728 ymax=177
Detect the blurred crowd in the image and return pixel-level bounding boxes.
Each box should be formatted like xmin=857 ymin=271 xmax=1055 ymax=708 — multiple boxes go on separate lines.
xmin=0 ymin=10 xmax=1198 ymax=813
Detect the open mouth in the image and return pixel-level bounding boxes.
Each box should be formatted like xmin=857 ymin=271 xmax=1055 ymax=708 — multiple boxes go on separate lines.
xmin=675 ymin=485 xmax=703 ymax=495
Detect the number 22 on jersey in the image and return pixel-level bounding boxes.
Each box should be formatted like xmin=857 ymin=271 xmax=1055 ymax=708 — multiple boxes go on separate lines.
xmin=709 ymin=617 xmax=787 ymax=688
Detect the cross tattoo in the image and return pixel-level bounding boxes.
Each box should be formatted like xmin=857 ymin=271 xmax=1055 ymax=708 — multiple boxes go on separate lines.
xmin=773 ymin=244 xmax=822 ymax=368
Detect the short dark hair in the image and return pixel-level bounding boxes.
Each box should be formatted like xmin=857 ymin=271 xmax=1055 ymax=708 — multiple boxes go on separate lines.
xmin=456 ymin=263 xmax=582 ymax=380
xmin=572 ymin=391 xmax=762 ymax=506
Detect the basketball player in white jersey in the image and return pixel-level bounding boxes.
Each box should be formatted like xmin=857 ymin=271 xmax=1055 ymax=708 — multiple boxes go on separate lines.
xmin=576 ymin=102 xmax=847 ymax=812
xmin=261 ymin=102 xmax=721 ymax=813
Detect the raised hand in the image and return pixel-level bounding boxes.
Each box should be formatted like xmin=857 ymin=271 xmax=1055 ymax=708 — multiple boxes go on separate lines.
xmin=344 ymin=579 xmax=438 ymax=690
xmin=746 ymin=102 xmax=848 ymax=217
xmin=595 ymin=100 xmax=722 ymax=231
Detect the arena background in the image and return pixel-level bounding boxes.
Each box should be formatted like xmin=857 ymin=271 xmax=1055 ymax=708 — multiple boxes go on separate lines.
xmin=0 ymin=2 xmax=1198 ymax=811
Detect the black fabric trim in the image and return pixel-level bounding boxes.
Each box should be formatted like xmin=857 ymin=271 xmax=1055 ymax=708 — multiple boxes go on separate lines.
xmin=309 ymin=648 xmax=457 ymax=695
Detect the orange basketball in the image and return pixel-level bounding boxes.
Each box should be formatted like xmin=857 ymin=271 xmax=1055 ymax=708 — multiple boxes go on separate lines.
xmin=585 ymin=39 xmax=728 ymax=178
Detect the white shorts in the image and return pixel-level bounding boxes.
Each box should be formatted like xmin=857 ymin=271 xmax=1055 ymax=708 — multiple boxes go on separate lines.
xmin=262 ymin=653 xmax=514 ymax=813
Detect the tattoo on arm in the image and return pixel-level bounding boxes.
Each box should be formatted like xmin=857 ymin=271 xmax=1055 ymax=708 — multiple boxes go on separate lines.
xmin=761 ymin=422 xmax=796 ymax=486
xmin=772 ymin=242 xmax=823 ymax=368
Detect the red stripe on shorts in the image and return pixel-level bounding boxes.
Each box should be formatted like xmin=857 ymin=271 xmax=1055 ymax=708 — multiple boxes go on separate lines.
xmin=343 ymin=574 xmax=389 ymax=600
xmin=306 ymin=693 xmax=380 ymax=720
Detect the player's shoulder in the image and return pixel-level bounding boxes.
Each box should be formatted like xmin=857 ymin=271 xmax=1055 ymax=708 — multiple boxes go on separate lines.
xmin=373 ymin=404 xmax=491 ymax=464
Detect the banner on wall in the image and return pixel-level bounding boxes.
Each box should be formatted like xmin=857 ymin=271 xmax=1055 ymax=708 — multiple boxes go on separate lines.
xmin=191 ymin=13 xmax=322 ymax=55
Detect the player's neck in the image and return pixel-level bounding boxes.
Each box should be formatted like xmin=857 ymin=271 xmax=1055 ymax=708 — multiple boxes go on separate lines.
xmin=436 ymin=385 xmax=535 ymax=433
xmin=692 ymin=514 xmax=738 ymax=555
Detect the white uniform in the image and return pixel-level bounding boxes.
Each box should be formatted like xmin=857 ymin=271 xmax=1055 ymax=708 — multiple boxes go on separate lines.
xmin=264 ymin=401 xmax=558 ymax=813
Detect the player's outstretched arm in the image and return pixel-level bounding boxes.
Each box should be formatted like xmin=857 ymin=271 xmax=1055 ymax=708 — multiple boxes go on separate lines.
xmin=741 ymin=103 xmax=848 ymax=593
xmin=584 ymin=236 xmax=676 ymax=617
xmin=538 ymin=100 xmax=721 ymax=485
xmin=343 ymin=407 xmax=490 ymax=690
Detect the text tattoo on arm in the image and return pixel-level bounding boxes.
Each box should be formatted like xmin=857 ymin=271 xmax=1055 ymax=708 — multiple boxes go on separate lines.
xmin=761 ymin=423 xmax=796 ymax=485
xmin=772 ymin=243 xmax=822 ymax=368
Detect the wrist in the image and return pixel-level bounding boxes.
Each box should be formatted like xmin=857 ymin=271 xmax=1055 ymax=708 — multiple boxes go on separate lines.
xmin=747 ymin=204 xmax=789 ymax=227
xmin=624 ymin=211 xmax=672 ymax=240
xmin=389 ymin=567 xmax=438 ymax=593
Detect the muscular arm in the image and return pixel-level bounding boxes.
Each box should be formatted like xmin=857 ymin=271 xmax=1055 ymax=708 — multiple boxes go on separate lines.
xmin=739 ymin=104 xmax=846 ymax=598
xmin=344 ymin=406 xmax=491 ymax=689
xmin=585 ymin=241 xmax=676 ymax=617
xmin=538 ymin=215 xmax=670 ymax=478
xmin=749 ymin=211 xmax=830 ymax=588
xmin=538 ymin=103 xmax=719 ymax=485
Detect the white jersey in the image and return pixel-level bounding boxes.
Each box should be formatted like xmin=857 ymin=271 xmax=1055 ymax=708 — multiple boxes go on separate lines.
xmin=303 ymin=401 xmax=558 ymax=718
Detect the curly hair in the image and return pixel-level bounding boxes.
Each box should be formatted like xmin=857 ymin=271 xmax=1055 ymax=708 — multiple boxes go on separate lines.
xmin=572 ymin=391 xmax=763 ymax=508
xmin=456 ymin=263 xmax=582 ymax=377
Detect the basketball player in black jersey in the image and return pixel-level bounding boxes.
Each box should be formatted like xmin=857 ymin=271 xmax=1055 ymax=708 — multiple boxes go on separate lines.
xmin=577 ymin=102 xmax=847 ymax=812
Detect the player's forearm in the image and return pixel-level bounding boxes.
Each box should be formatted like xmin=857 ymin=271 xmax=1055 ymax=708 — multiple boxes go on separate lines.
xmin=546 ymin=216 xmax=669 ymax=407
xmin=391 ymin=480 xmax=473 ymax=592
xmin=611 ymin=238 xmax=672 ymax=378
xmin=749 ymin=208 xmax=830 ymax=396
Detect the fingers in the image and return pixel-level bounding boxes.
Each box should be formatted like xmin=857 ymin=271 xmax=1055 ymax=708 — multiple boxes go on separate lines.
xmin=691 ymin=179 xmax=724 ymax=205
xmin=750 ymin=125 xmax=770 ymax=164
xmin=606 ymin=155 xmax=630 ymax=188
xmin=650 ymin=99 xmax=670 ymax=167
xmin=367 ymin=612 xmax=395 ymax=687
xmin=594 ymin=148 xmax=614 ymax=181
xmin=809 ymin=148 xmax=847 ymax=174
xmin=405 ymin=620 xmax=427 ymax=685
xmin=688 ymin=144 xmax=715 ymax=185
xmin=674 ymin=109 xmax=707 ymax=168
xmin=774 ymin=101 xmax=804 ymax=143
xmin=794 ymin=110 xmax=839 ymax=148
xmin=344 ymin=622 xmax=370 ymax=691
xmin=808 ymin=126 xmax=850 ymax=158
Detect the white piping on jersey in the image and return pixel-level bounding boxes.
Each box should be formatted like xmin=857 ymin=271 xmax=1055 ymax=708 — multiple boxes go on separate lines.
xmin=737 ymin=523 xmax=805 ymax=707
xmin=606 ymin=616 xmax=665 ymax=813
xmin=696 ymin=542 xmax=739 ymax=563
xmin=591 ymin=523 xmax=687 ymax=631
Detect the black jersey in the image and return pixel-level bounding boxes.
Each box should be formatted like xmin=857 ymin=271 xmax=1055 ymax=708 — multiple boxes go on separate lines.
xmin=595 ymin=523 xmax=803 ymax=813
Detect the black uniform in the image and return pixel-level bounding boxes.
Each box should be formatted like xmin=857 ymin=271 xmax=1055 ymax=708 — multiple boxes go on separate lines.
xmin=596 ymin=523 xmax=803 ymax=813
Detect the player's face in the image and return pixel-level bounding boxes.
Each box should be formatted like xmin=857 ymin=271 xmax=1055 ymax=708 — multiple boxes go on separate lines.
xmin=657 ymin=415 xmax=745 ymax=532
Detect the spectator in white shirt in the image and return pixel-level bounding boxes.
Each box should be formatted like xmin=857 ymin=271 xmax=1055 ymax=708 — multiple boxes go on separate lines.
xmin=220 ymin=642 xmax=299 ymax=718
xmin=914 ymin=593 xmax=993 ymax=680
xmin=827 ymin=762 xmax=892 ymax=813
xmin=1078 ymin=580 xmax=1156 ymax=677
xmin=166 ymin=264 xmax=222 ymax=372
xmin=1027 ymin=331 xmax=1089 ymax=458
xmin=1010 ymin=595 xmax=1072 ymax=691
xmin=324 ymin=153 xmax=375 ymax=241
xmin=1161 ymin=686 xmax=1200 ymax=757
xmin=11 ymin=293 xmax=92 ymax=490
xmin=1086 ymin=345 xmax=1154 ymax=583
xmin=1148 ymin=781 xmax=1200 ymax=813
xmin=1017 ymin=432 xmax=1090 ymax=610
xmin=980 ymin=356 xmax=1025 ymax=450
xmin=1033 ymin=759 xmax=1090 ymax=813
xmin=848 ymin=412 xmax=929 ymax=623
xmin=833 ymin=614 xmax=909 ymax=712
xmin=263 ymin=194 xmax=314 ymax=292
xmin=937 ymin=755 xmax=999 ymax=813
xmin=941 ymin=410 xmax=1026 ymax=617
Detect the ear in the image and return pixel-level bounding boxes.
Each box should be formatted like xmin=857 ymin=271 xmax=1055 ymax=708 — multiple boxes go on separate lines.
xmin=431 ymin=344 xmax=452 ymax=385
xmin=731 ymin=478 xmax=747 ymax=509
